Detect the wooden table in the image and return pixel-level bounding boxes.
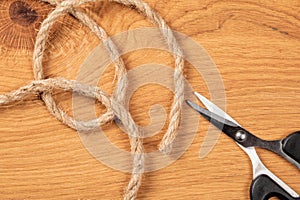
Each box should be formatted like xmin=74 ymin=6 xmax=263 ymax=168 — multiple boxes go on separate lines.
xmin=0 ymin=0 xmax=299 ymax=199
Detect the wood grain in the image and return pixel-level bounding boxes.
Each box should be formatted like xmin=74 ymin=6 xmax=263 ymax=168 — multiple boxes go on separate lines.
xmin=0 ymin=0 xmax=299 ymax=199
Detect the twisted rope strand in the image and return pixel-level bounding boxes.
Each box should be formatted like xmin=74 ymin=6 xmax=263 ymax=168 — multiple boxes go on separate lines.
xmin=111 ymin=0 xmax=185 ymax=154
xmin=38 ymin=0 xmax=185 ymax=154
xmin=34 ymin=1 xmax=142 ymax=198
xmin=1 ymin=0 xmax=186 ymax=199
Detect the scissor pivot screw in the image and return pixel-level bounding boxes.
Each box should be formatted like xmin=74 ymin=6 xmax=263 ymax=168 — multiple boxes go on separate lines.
xmin=235 ymin=130 xmax=247 ymax=142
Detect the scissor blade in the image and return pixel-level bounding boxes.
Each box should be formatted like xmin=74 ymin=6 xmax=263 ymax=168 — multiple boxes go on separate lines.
xmin=186 ymin=99 xmax=238 ymax=130
xmin=194 ymin=92 xmax=240 ymax=126
xmin=186 ymin=99 xmax=260 ymax=148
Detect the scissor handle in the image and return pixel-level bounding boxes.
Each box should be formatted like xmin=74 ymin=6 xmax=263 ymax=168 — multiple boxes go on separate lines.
xmin=282 ymin=131 xmax=300 ymax=164
xmin=257 ymin=131 xmax=300 ymax=169
xmin=250 ymin=175 xmax=300 ymax=200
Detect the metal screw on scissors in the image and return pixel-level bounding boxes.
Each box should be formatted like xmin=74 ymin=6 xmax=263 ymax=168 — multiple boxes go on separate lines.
xmin=186 ymin=92 xmax=300 ymax=200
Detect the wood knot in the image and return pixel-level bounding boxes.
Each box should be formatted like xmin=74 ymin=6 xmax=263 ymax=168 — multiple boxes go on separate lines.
xmin=9 ymin=1 xmax=37 ymax=26
xmin=0 ymin=0 xmax=72 ymax=51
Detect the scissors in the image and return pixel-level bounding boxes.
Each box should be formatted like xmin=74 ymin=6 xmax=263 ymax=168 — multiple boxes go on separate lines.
xmin=186 ymin=91 xmax=300 ymax=200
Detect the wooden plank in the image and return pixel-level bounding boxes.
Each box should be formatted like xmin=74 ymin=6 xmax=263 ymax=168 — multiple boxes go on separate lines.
xmin=0 ymin=0 xmax=299 ymax=199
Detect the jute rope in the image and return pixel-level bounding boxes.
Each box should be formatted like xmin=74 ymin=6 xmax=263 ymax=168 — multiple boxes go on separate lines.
xmin=2 ymin=0 xmax=185 ymax=199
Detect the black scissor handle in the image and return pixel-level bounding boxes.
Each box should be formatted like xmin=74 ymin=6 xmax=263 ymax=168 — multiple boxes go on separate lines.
xmin=250 ymin=175 xmax=300 ymax=200
xmin=257 ymin=131 xmax=300 ymax=169
xmin=282 ymin=131 xmax=300 ymax=164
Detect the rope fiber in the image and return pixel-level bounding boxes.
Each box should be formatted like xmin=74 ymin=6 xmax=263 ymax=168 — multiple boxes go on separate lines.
xmin=2 ymin=0 xmax=185 ymax=199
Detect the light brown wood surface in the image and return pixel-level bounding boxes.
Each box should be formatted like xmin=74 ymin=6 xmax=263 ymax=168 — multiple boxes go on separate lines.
xmin=0 ymin=0 xmax=299 ymax=199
